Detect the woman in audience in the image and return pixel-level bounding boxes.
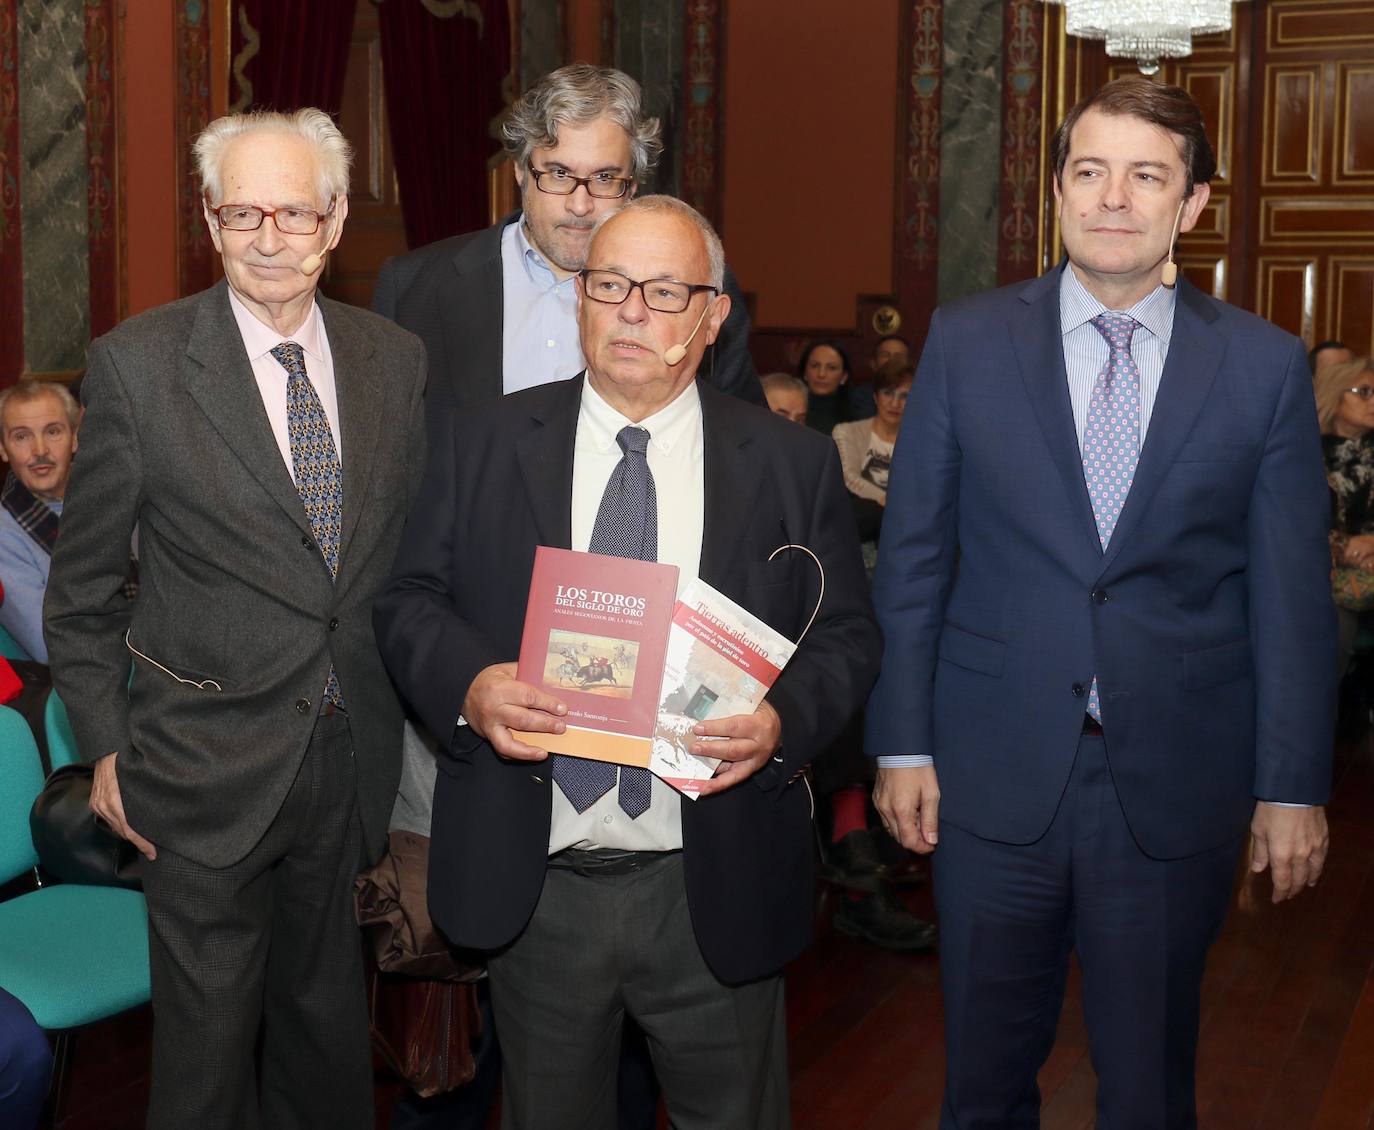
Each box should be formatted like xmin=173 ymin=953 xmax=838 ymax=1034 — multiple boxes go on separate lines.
xmin=832 ymin=361 xmax=915 ymax=567
xmin=798 ymin=340 xmax=869 ymax=435
xmin=1315 ymin=355 xmax=1374 ymax=674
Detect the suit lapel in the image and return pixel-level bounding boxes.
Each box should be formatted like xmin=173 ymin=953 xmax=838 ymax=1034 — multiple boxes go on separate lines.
xmin=1100 ymin=279 xmax=1225 ymax=572
xmin=320 ymin=298 xmax=382 ymax=564
xmin=183 ymin=282 xmax=312 ymax=537
xmin=698 ymin=385 xmax=765 ymax=588
xmin=514 ymin=375 xmax=581 ymax=550
xmin=1010 ymin=272 xmax=1102 ymax=553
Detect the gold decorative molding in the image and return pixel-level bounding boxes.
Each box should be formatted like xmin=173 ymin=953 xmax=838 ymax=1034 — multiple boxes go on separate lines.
xmin=229 ymin=5 xmax=258 ymax=114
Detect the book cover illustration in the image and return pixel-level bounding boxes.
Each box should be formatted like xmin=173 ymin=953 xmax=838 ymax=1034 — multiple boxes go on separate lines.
xmin=511 ymin=546 xmax=679 ymax=766
xmin=652 ymin=577 xmax=797 ymax=797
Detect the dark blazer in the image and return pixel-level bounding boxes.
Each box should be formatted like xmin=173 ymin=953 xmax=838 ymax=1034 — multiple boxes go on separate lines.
xmin=373 ymin=377 xmax=881 ymax=984
xmin=865 ymin=270 xmax=1337 ymax=860
xmin=371 ymin=213 xmax=764 ymax=415
xmin=44 ymin=281 xmax=427 ymax=869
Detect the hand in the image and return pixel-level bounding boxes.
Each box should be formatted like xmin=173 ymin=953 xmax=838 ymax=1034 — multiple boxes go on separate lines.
xmin=1249 ymin=802 xmax=1329 ymax=903
xmin=1342 ymin=534 xmax=1374 ymax=567
xmin=462 ymin=662 xmax=567 ymax=761
xmin=90 ymin=753 xmax=157 ymax=861
xmin=874 ymin=765 xmax=940 ymax=855
xmin=691 ymin=701 xmax=782 ymax=797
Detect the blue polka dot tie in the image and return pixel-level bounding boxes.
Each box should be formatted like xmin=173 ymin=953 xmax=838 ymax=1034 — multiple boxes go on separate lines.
xmin=551 ymin=426 xmax=656 ymax=818
xmin=1081 ymin=312 xmax=1141 ymax=723
xmin=271 ymin=341 xmax=344 ymax=709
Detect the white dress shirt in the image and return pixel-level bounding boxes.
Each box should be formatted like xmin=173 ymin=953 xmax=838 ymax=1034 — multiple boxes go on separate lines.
xmin=548 ymin=378 xmax=706 ymax=854
xmin=227 ymin=288 xmax=342 ymax=475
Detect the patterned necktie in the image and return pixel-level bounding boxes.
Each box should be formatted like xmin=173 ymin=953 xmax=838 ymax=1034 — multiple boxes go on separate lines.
xmin=271 ymin=341 xmax=344 ymax=708
xmin=551 ymin=425 xmax=656 ymax=818
xmin=1081 ymin=312 xmax=1141 ymax=722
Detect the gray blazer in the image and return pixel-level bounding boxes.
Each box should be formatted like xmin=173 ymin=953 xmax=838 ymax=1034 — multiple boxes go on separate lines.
xmin=45 ymin=280 xmax=427 ymax=869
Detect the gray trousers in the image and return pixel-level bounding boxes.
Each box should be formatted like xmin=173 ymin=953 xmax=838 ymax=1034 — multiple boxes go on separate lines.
xmin=487 ymin=853 xmax=790 ymax=1130
xmin=141 ymin=711 xmax=372 ymax=1130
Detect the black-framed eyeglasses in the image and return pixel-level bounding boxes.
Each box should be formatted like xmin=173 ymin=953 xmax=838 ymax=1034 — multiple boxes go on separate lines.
xmin=1344 ymin=386 xmax=1374 ymax=400
xmin=206 ymin=194 xmax=337 ymax=235
xmin=578 ymin=269 xmax=719 ymax=314
xmin=527 ymin=163 xmax=633 ymax=199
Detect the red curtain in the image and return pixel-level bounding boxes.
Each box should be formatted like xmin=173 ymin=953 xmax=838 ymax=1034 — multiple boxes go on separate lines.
xmin=378 ymin=0 xmax=512 ymax=248
xmin=230 ymin=0 xmax=357 ymax=116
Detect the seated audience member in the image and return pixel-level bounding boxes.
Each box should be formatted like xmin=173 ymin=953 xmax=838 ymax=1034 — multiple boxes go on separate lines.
xmin=1316 ymin=355 xmax=1374 ymax=674
xmin=815 ymin=359 xmax=934 ymax=952
xmin=0 ymin=380 xmax=79 ymax=662
xmin=832 ymin=361 xmax=915 ymax=557
xmin=761 ymin=372 xmax=808 ymax=425
xmin=798 ymin=340 xmax=870 ymax=435
xmin=1311 ymin=340 xmax=1353 ymax=375
xmin=0 ymin=987 xmax=52 ymax=1130
xmin=871 ymin=334 xmax=910 ymax=374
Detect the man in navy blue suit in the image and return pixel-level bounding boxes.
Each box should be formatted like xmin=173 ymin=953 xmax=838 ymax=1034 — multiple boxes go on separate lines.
xmin=867 ymin=78 xmax=1336 ymax=1127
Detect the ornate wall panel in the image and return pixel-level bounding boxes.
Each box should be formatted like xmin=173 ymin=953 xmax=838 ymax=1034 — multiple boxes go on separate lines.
xmin=996 ymin=0 xmax=1044 ymax=284
xmin=1259 ymin=257 xmax=1317 ymax=343
xmin=174 ymin=0 xmax=213 ymax=297
xmin=1334 ymin=63 xmax=1374 ymax=187
xmin=1263 ymin=64 xmax=1321 ymax=185
xmin=0 ymin=0 xmax=21 ymax=382
xmin=1330 ymin=259 xmax=1374 ymax=354
xmin=1266 ymin=1 xmax=1374 ymax=48
xmin=85 ymin=0 xmax=119 ymax=338
xmin=680 ymin=0 xmax=721 ymax=227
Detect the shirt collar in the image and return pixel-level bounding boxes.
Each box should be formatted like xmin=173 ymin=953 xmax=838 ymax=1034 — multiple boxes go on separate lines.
xmin=515 ymin=219 xmax=576 ymax=291
xmin=579 ymin=376 xmax=702 ymax=456
xmin=1058 ymin=262 xmax=1177 ymax=348
xmin=227 ymin=287 xmax=327 ymax=365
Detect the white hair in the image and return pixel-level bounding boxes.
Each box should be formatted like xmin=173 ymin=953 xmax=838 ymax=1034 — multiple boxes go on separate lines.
xmin=591 ymin=195 xmax=725 ymax=290
xmin=193 ymin=107 xmax=351 ymax=205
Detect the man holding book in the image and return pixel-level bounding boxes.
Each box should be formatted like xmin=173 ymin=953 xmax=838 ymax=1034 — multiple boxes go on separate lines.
xmin=375 ymin=195 xmax=881 ymax=1130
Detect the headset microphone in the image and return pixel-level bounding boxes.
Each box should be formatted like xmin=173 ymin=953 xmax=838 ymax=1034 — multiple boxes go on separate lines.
xmin=299 ymin=212 xmax=340 ymax=276
xmin=1161 ymin=198 xmax=1186 ymax=289
xmin=663 ymin=301 xmax=714 ymax=366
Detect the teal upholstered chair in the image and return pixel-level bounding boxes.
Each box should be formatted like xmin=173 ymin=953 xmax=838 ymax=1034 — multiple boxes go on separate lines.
xmin=0 ymin=705 xmax=150 ymax=1111
xmin=43 ymin=690 xmax=79 ymax=770
xmin=0 ymin=623 xmax=31 ymax=660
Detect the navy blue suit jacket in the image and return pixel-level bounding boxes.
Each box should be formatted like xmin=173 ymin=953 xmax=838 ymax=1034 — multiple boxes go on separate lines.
xmin=865 ymin=270 xmax=1337 ymax=860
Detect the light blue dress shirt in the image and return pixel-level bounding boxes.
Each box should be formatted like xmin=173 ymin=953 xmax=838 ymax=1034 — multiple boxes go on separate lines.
xmin=500 ymin=220 xmax=586 ymax=394
xmin=0 ymin=498 xmax=61 ymax=662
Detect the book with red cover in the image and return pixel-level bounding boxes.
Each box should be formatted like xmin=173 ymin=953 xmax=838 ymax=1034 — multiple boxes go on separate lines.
xmin=510 ymin=546 xmax=680 ymax=766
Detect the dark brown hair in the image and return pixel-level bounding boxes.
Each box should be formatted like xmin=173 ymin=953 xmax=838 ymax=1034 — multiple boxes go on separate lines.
xmin=1051 ymin=77 xmax=1216 ymax=195
xmin=873 ymin=360 xmax=916 ymax=394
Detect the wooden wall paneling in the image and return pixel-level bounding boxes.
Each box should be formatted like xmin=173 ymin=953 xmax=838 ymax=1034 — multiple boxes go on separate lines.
xmin=1258 ymin=255 xmax=1316 ymax=343
xmin=1330 ymin=258 xmax=1374 ymax=356
xmin=85 ymin=0 xmax=121 ymax=338
xmin=1334 ymin=62 xmax=1374 ymax=188
xmin=326 ymin=0 xmax=407 ymax=311
xmin=1263 ymin=64 xmax=1321 ymax=185
xmin=1266 ymin=1 xmax=1374 ymax=50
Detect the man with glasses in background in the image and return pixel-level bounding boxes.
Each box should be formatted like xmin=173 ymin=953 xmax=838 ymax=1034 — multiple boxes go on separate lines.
xmin=45 ymin=109 xmax=425 ymax=1130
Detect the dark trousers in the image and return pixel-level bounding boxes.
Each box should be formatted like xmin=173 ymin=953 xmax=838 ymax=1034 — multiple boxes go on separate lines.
xmin=487 ymin=853 xmax=789 ymax=1130
xmin=0 ymin=987 xmax=51 ymax=1130
xmin=934 ymin=734 xmax=1240 ymax=1130
xmin=141 ymin=712 xmax=372 ymax=1130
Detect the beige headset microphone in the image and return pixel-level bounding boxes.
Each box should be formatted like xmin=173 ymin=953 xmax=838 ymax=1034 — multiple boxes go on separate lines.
xmin=663 ymin=299 xmax=715 ymax=366
xmin=299 ymin=211 xmax=340 ymax=276
xmin=1161 ymin=198 xmax=1186 ymax=289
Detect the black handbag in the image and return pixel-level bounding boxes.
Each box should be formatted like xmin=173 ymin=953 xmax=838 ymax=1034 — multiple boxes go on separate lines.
xmin=29 ymin=763 xmax=144 ymax=889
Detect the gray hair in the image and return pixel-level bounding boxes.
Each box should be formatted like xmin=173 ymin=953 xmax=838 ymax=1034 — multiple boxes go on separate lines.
xmin=502 ymin=64 xmax=663 ymax=182
xmin=193 ymin=107 xmax=352 ymax=205
xmin=590 ymin=195 xmax=725 ymax=290
xmin=0 ymin=379 xmax=80 ymax=430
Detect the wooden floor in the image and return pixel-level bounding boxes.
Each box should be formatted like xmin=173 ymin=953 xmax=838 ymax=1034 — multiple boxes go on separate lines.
xmin=49 ymin=734 xmax=1374 ymax=1129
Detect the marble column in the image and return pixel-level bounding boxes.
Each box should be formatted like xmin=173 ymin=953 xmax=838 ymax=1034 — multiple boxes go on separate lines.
xmin=937 ymin=0 xmax=1002 ymax=305
xmin=18 ymin=0 xmax=88 ymax=373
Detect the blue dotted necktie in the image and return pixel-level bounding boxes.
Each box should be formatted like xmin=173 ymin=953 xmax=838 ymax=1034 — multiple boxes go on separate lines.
xmin=551 ymin=426 xmax=656 ymax=818
xmin=271 ymin=341 xmax=344 ymax=709
xmin=1080 ymin=313 xmax=1141 ymax=723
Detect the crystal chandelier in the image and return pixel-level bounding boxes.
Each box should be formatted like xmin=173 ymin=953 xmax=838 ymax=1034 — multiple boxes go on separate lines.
xmin=1043 ymin=1 xmax=1244 ymax=75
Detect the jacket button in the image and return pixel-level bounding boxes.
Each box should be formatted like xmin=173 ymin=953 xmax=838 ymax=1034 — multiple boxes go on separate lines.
xmin=1071 ymin=682 xmax=1085 ymax=697
xmin=301 ymin=536 xmax=313 ymax=550
xmin=329 ymin=617 xmax=339 ymax=631
xmin=295 ymin=698 xmax=311 ymax=714
xmin=1091 ymin=588 xmax=1109 ymax=604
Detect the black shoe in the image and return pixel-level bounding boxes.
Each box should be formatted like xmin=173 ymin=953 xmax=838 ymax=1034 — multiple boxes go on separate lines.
xmin=820 ymin=829 xmax=887 ymax=893
xmin=833 ymin=891 xmax=937 ymax=952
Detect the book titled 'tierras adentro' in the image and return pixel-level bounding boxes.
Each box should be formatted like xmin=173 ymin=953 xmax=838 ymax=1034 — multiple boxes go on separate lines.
xmin=510 ymin=548 xmax=797 ymax=798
